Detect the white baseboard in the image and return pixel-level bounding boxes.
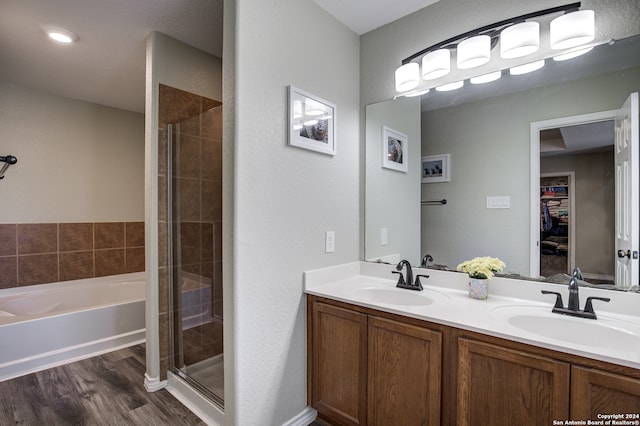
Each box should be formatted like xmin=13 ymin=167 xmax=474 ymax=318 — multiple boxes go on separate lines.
xmin=283 ymin=406 xmax=318 ymax=426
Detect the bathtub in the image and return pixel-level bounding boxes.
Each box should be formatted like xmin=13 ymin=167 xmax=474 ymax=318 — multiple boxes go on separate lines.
xmin=0 ymin=272 xmax=145 ymax=381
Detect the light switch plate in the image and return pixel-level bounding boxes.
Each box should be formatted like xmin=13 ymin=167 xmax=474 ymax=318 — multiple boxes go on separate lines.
xmin=486 ymin=196 xmax=511 ymax=209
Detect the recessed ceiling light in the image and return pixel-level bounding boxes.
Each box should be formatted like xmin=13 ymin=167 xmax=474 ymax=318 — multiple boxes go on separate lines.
xmin=43 ymin=26 xmax=78 ymax=44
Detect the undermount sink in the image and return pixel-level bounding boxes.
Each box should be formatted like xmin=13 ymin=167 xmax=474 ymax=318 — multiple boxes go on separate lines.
xmin=491 ymin=305 xmax=640 ymax=354
xmin=353 ymin=286 xmax=449 ymax=307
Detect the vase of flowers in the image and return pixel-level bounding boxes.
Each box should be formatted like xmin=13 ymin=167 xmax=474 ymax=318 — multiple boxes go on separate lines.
xmin=456 ymin=256 xmax=506 ymax=300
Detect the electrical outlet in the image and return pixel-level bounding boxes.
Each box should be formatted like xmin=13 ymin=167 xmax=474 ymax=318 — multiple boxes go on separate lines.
xmin=325 ymin=231 xmax=335 ymax=253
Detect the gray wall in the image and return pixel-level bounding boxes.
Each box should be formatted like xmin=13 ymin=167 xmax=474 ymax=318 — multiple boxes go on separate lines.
xmin=421 ymin=67 xmax=640 ymax=274
xmin=230 ymin=0 xmax=360 ymax=424
xmin=365 ymin=97 xmax=421 ymax=264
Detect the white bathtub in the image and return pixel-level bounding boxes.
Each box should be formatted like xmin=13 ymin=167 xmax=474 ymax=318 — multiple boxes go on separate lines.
xmin=0 ymin=272 xmax=145 ymax=381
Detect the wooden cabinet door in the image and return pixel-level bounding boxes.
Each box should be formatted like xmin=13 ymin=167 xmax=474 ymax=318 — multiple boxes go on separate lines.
xmin=311 ymin=302 xmax=368 ymax=426
xmin=572 ymin=366 xmax=640 ymax=419
xmin=457 ymin=338 xmax=570 ymax=426
xmin=367 ymin=316 xmax=442 ymax=425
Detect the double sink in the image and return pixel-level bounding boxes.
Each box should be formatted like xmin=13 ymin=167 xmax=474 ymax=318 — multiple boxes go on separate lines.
xmin=348 ymin=283 xmax=640 ymax=360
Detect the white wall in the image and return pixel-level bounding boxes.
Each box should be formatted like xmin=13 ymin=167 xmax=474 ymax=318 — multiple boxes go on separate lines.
xmin=231 ymin=0 xmax=360 ymax=424
xmin=0 ymin=82 xmax=144 ymax=223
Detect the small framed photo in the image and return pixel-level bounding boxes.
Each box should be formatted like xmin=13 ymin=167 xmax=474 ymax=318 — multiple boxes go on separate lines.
xmin=382 ymin=126 xmax=408 ymax=172
xmin=288 ymin=86 xmax=336 ymax=156
xmin=421 ymin=154 xmax=450 ymax=183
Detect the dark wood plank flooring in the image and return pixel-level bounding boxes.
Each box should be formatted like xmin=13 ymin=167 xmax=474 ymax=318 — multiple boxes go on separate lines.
xmin=0 ymin=344 xmax=205 ymax=425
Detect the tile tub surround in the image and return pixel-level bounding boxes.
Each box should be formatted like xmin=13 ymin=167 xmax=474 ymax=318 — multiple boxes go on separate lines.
xmin=305 ymin=261 xmax=640 ymax=370
xmin=0 ymin=222 xmax=145 ymax=288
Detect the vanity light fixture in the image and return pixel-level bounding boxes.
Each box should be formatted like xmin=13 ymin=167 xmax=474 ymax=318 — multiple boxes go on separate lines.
xmin=435 ymin=80 xmax=464 ymax=92
xmin=509 ymin=60 xmax=545 ymax=75
xmin=457 ymin=35 xmax=491 ymax=69
xmin=500 ymin=21 xmax=540 ymax=59
xmin=550 ymin=9 xmax=595 ymax=50
xmin=395 ymin=62 xmax=420 ymax=92
xmin=422 ymin=49 xmax=450 ymax=80
xmin=470 ymin=71 xmax=502 ymax=85
xmin=394 ymin=2 xmax=594 ymax=94
xmin=552 ymin=46 xmax=593 ymax=61
xmin=44 ymin=26 xmax=78 ymax=44
xmin=405 ymin=89 xmax=430 ymax=97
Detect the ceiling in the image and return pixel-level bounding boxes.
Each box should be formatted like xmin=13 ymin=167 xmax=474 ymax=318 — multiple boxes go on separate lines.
xmin=0 ymin=0 xmax=223 ymax=113
xmin=310 ymin=0 xmax=439 ymax=35
xmin=0 ymin=0 xmax=428 ymax=114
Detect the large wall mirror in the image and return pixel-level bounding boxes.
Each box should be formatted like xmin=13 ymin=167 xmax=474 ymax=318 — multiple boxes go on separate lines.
xmin=365 ymin=34 xmax=640 ymax=290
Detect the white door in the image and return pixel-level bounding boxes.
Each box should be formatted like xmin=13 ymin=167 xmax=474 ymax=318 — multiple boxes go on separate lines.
xmin=614 ymin=92 xmax=639 ymax=288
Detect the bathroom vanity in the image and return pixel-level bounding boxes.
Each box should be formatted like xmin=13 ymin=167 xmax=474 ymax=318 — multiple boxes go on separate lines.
xmin=305 ymin=262 xmax=640 ymax=425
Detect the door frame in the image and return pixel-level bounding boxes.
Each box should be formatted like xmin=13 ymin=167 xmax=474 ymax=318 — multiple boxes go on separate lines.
xmin=530 ymin=109 xmax=618 ymax=278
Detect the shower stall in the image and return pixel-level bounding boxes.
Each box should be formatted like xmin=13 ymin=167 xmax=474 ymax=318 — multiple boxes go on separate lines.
xmin=159 ymin=84 xmax=224 ymax=406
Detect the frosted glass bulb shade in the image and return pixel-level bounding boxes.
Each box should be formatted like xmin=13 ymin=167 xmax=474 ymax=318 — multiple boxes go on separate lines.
xmin=553 ymin=46 xmax=593 ymax=61
xmin=395 ymin=63 xmax=420 ymax=92
xmin=500 ymin=22 xmax=540 ymax=59
xmin=435 ymin=80 xmax=464 ymax=92
xmin=509 ymin=59 xmax=545 ymax=75
xmin=550 ymin=10 xmax=595 ymax=50
xmin=457 ymin=35 xmax=491 ymax=69
xmin=470 ymin=71 xmax=502 ymax=84
xmin=422 ymin=49 xmax=450 ymax=80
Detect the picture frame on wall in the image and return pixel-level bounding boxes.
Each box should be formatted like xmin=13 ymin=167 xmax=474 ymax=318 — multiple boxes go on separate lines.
xmin=382 ymin=126 xmax=408 ymax=172
xmin=421 ymin=154 xmax=450 ymax=183
xmin=288 ymin=86 xmax=336 ymax=156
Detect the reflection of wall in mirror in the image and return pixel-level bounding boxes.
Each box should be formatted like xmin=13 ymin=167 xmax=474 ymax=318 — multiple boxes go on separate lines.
xmin=365 ymin=97 xmax=421 ymax=264
xmin=420 ymin=66 xmax=640 ymax=277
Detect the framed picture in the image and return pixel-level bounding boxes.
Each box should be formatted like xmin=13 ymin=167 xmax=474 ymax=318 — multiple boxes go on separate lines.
xmin=421 ymin=154 xmax=450 ymax=183
xmin=382 ymin=126 xmax=408 ymax=172
xmin=288 ymin=86 xmax=336 ymax=156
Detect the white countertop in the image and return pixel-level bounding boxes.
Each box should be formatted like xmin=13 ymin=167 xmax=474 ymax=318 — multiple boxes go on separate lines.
xmin=304 ymin=261 xmax=640 ymax=370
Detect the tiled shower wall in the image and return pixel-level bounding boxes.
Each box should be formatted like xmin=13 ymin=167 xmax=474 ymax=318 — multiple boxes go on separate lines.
xmin=157 ymin=84 xmax=223 ymax=379
xmin=0 ymin=222 xmax=144 ymax=289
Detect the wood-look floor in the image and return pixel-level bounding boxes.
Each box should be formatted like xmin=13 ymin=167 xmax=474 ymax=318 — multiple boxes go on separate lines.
xmin=0 ymin=344 xmax=206 ymax=425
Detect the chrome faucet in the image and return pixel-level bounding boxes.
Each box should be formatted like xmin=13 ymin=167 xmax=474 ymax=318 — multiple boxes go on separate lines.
xmin=541 ymin=266 xmax=610 ymax=320
xmin=392 ymin=260 xmax=428 ymax=291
